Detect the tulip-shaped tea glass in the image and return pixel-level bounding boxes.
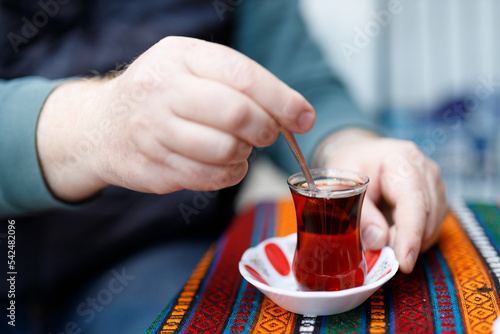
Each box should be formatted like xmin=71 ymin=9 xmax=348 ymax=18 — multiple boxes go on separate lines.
xmin=288 ymin=169 xmax=369 ymax=291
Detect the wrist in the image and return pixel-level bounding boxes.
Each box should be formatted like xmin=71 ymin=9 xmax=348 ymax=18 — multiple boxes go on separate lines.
xmin=36 ymin=78 xmax=111 ymax=203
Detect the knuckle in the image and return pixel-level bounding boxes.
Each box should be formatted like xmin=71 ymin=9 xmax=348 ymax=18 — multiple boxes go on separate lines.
xmin=225 ymin=103 xmax=251 ymax=132
xmin=400 ymin=140 xmax=421 ymax=156
xmin=236 ymin=142 xmax=253 ymax=159
xmin=209 ymin=162 xmax=248 ymax=189
xmin=227 ymin=161 xmax=249 ymax=185
xmin=214 ymin=137 xmax=241 ymax=162
xmin=124 ymin=73 xmax=156 ymax=98
xmin=254 ymin=119 xmax=280 ymax=147
xmin=411 ymin=183 xmax=428 ymax=202
xmin=229 ymin=57 xmax=255 ymax=94
xmin=150 ymin=182 xmax=168 ymax=195
xmin=159 ymin=36 xmax=173 ymax=45
xmin=184 ymin=164 xmax=210 ymax=187
xmin=136 ymin=73 xmax=160 ymax=92
xmin=429 ymin=160 xmax=441 ymax=178
xmin=159 ymin=35 xmax=183 ymax=48
xmin=397 ymin=224 xmax=423 ymax=249
xmin=403 ymin=140 xmax=419 ymax=150
xmin=128 ymin=112 xmax=148 ymax=133
xmin=281 ymin=93 xmax=304 ymax=122
xmin=439 ymin=180 xmax=447 ymax=197
xmin=155 ymin=177 xmax=181 ymax=194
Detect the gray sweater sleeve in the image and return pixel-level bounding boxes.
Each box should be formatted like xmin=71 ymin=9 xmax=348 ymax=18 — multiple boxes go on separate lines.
xmin=232 ymin=0 xmax=380 ymax=174
xmin=0 ymin=77 xmax=74 ymax=216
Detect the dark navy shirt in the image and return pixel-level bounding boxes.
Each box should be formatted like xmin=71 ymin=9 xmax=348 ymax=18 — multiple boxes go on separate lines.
xmin=0 ymin=0 xmax=232 ymax=78
xmin=1 ymin=0 xmax=237 ymax=310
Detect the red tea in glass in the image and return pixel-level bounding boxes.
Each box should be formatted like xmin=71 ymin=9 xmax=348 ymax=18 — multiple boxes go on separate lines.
xmin=288 ymin=169 xmax=369 ymax=291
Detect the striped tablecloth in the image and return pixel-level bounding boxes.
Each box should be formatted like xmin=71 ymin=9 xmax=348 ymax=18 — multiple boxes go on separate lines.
xmin=146 ymin=199 xmax=500 ymax=333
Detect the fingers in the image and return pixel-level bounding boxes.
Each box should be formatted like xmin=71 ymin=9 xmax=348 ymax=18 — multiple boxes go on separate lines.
xmin=160 ymin=151 xmax=249 ymax=192
xmin=380 ymin=141 xmax=443 ymax=273
xmin=69 ymin=36 xmax=316 ymax=198
xmin=129 ymin=73 xmax=274 ymax=166
xmin=161 ymin=117 xmax=253 ymax=165
xmin=321 ymin=137 xmax=447 ymax=274
xmin=389 ymin=191 xmax=428 ymax=273
xmin=106 ymin=145 xmax=249 ymax=194
xmin=360 ymin=197 xmax=390 ymax=250
xmin=396 ymin=147 xmax=446 ymax=254
xmin=167 ymin=75 xmax=281 ymax=147
xmin=162 ymin=37 xmax=316 ymax=133
xmin=127 ymin=113 xmax=252 ymax=188
xmin=420 ymin=159 xmax=448 ymax=252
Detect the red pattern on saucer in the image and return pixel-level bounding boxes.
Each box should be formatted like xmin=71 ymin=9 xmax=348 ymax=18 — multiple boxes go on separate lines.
xmin=239 ymin=233 xmax=399 ymax=316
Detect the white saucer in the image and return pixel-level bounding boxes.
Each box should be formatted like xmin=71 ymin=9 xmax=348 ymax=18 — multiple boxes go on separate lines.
xmin=238 ymin=233 xmax=399 ymax=316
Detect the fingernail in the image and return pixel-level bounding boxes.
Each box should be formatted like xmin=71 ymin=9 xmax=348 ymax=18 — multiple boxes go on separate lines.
xmin=298 ymin=110 xmax=315 ymax=131
xmin=362 ymin=225 xmax=383 ymax=249
xmin=405 ymin=250 xmax=417 ymax=271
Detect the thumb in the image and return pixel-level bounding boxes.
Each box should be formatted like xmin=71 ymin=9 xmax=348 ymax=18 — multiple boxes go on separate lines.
xmin=360 ymin=197 xmax=390 ymax=251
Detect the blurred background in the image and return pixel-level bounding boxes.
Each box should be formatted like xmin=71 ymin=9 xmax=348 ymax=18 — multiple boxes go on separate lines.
xmin=298 ymin=0 xmax=500 ymax=202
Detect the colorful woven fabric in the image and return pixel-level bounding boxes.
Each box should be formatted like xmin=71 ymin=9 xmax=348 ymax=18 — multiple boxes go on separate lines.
xmin=146 ymin=199 xmax=500 ymax=334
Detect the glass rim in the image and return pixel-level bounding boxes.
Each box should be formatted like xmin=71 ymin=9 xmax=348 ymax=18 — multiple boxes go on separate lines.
xmin=287 ymin=168 xmax=369 ymax=198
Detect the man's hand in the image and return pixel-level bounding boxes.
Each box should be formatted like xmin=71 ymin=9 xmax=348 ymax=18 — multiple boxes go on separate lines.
xmin=315 ymin=128 xmax=447 ymax=273
xmin=37 ymin=36 xmax=315 ymax=203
